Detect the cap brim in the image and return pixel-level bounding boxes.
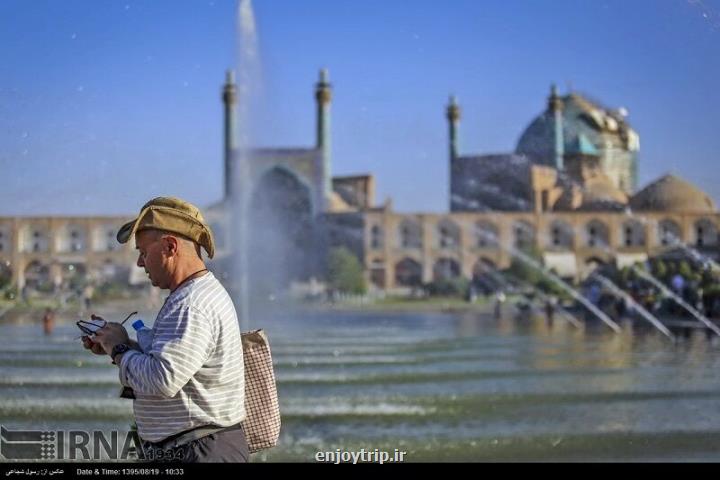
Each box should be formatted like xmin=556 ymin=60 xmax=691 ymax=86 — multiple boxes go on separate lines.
xmin=116 ymin=218 xmax=139 ymax=244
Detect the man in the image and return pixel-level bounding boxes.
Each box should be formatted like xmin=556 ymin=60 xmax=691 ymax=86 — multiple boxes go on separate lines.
xmin=493 ymin=290 xmax=506 ymax=319
xmin=81 ymin=197 xmax=248 ymax=463
xmin=42 ymin=307 xmax=55 ymax=335
xmin=544 ymin=297 xmax=555 ymax=327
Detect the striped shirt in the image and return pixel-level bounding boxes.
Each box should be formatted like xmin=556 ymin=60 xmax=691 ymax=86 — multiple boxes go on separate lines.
xmin=118 ymin=272 xmax=245 ymax=443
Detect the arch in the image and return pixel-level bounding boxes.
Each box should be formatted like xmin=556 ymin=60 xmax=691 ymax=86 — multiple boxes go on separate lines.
xmin=657 ymin=219 xmax=682 ymax=247
xmin=254 ymin=164 xmax=317 ymax=216
xmin=248 ymin=166 xmax=314 ymax=294
xmin=472 ymin=257 xmax=497 ymax=277
xmin=584 ymin=256 xmax=607 ymax=275
xmin=89 ymin=258 xmax=120 ymax=283
xmin=585 ymin=219 xmax=609 ymax=248
xmin=24 ymin=260 xmax=51 ymax=291
xmin=101 ymin=259 xmax=130 ymax=284
xmin=369 ymin=258 xmax=385 ymax=288
xmin=60 ymin=262 xmax=87 ymax=290
xmin=513 ymin=220 xmax=535 ymax=250
xmin=0 ymin=224 xmax=10 ymax=254
xmin=0 ymin=260 xmax=12 ymax=289
xmin=472 ymin=257 xmax=501 ymax=293
xmin=474 ymin=220 xmax=499 ymax=248
xmin=370 ymin=224 xmax=384 ymax=250
xmin=433 ymin=257 xmax=461 ymax=281
xmin=398 ymin=219 xmax=422 ymax=249
xmin=621 ymin=220 xmax=646 ymax=247
xmin=395 ymin=257 xmax=422 ymax=287
xmin=694 ymin=218 xmax=718 ymax=248
xmin=585 ymin=256 xmax=606 ymax=265
xmin=437 ymin=219 xmax=460 ymax=249
xmin=548 ymin=220 xmax=574 ymax=249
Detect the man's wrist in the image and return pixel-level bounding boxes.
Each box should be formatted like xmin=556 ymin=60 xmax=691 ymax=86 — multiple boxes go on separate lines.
xmin=113 ymin=352 xmax=125 ymax=366
xmin=111 ymin=343 xmax=131 ymax=364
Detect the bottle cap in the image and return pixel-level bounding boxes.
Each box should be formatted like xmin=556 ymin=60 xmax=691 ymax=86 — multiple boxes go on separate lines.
xmin=131 ymin=319 xmax=145 ymax=331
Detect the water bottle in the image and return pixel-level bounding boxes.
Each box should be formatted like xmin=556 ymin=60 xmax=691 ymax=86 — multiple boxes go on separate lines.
xmin=131 ymin=319 xmax=153 ymax=353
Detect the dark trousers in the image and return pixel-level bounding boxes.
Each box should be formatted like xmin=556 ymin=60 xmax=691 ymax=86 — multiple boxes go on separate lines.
xmin=142 ymin=424 xmax=250 ymax=463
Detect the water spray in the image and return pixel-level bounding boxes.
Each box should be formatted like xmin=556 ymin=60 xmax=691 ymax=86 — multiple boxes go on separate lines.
xmin=589 ymin=272 xmax=674 ymax=341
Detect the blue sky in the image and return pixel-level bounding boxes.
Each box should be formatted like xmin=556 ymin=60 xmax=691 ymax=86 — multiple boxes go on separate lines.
xmin=1 ymin=0 xmax=719 ymax=215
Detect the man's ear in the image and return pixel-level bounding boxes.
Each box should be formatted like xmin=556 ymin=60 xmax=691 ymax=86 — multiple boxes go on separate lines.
xmin=163 ymin=236 xmax=179 ymax=256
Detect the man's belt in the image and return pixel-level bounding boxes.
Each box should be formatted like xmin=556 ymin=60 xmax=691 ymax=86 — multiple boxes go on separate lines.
xmin=145 ymin=422 xmax=243 ymax=451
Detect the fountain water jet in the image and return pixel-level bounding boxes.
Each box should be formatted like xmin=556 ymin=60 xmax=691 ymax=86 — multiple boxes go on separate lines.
xmin=230 ymin=0 xmax=262 ymax=331
xmin=631 ymin=266 xmax=720 ymax=337
xmin=477 ymin=229 xmax=621 ymax=333
xmin=589 ymin=272 xmax=674 ymax=340
xmin=487 ymin=269 xmax=584 ymax=329
xmin=550 ymin=170 xmax=720 ymax=334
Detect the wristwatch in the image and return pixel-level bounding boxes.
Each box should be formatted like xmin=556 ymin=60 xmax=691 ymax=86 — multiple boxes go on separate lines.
xmin=111 ymin=343 xmax=130 ymax=364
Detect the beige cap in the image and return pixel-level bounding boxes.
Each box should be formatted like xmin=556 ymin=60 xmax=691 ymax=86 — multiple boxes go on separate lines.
xmin=117 ymin=197 xmax=215 ymax=258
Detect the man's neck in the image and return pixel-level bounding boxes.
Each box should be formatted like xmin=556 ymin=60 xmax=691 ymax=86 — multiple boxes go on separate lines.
xmin=168 ymin=261 xmax=208 ymax=292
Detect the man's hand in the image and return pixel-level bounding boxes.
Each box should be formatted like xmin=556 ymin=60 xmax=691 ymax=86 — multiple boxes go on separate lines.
xmin=95 ymin=322 xmax=131 ymax=356
xmin=81 ymin=314 xmax=108 ymax=355
xmin=81 ymin=336 xmax=106 ymax=355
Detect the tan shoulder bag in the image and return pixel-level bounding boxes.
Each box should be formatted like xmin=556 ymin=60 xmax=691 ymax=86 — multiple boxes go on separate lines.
xmin=240 ymin=329 xmax=281 ymax=453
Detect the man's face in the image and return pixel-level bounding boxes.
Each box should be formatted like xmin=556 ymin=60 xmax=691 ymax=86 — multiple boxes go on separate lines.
xmin=135 ymin=230 xmax=170 ymax=289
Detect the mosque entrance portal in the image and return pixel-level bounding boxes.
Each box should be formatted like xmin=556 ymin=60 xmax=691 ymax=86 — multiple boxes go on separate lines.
xmin=248 ymin=167 xmax=314 ymax=297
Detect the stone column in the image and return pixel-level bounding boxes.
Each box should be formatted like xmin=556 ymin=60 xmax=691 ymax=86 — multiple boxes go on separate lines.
xmin=13 ymin=260 xmax=25 ymax=291
xmin=458 ymin=217 xmax=474 ymax=279
xmin=645 ymin=214 xmax=658 ymax=252
xmin=681 ymin=214 xmax=694 ymax=247
xmin=384 ymin=215 xmax=397 ymax=290
xmin=607 ymin=216 xmax=620 ymax=250
xmin=421 ymin=216 xmax=435 ymax=283
xmin=49 ymin=219 xmax=60 ymax=254
xmin=50 ymin=262 xmax=62 ymax=291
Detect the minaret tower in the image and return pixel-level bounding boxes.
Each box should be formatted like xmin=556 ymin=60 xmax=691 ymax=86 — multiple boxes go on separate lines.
xmin=315 ymin=68 xmax=332 ymax=199
xmin=447 ymin=95 xmax=461 ymax=162
xmin=447 ymin=95 xmax=461 ymax=211
xmin=548 ymin=84 xmax=564 ymax=170
xmin=222 ymin=70 xmax=238 ymax=199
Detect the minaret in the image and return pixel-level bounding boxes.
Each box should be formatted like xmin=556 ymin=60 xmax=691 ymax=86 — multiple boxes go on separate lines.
xmin=222 ymin=70 xmax=237 ymax=200
xmin=548 ymin=84 xmax=564 ymax=170
xmin=446 ymin=95 xmax=460 ymax=162
xmin=315 ymin=68 xmax=332 ymax=199
xmin=446 ymin=95 xmax=461 ymax=211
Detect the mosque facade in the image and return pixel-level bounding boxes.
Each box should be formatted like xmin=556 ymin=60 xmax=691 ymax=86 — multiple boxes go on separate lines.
xmin=0 ymin=72 xmax=718 ymax=295
xmin=355 ymin=87 xmax=719 ymax=291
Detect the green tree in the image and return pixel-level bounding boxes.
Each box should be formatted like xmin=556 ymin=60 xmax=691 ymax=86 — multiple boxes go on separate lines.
xmin=327 ymin=247 xmax=367 ymax=295
xmin=506 ymin=246 xmax=543 ymax=284
xmin=652 ymin=259 xmax=667 ymax=281
xmin=701 ymin=269 xmax=715 ymax=289
xmin=678 ymin=261 xmax=693 ymax=280
xmin=425 ymin=277 xmax=469 ymax=297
